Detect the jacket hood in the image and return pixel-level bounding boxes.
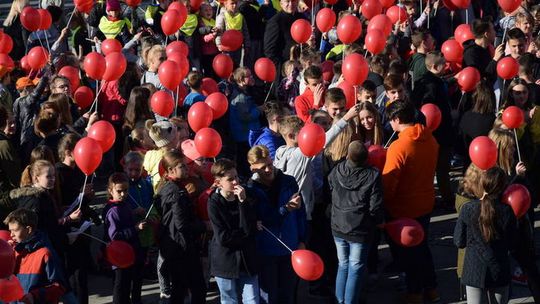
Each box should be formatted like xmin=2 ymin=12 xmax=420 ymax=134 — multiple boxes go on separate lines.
xmin=399 ymin=124 xmax=432 ymax=142
xmin=334 ymin=160 xmax=377 ymax=190
xmin=9 ymin=187 xmax=45 ymax=200
xmin=248 ymin=128 xmax=265 ymax=147
xmin=15 ymin=231 xmax=47 ymax=253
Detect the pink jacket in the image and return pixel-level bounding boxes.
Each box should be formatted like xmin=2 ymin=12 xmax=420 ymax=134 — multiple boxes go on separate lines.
xmin=98 ymin=80 xmax=128 ymax=123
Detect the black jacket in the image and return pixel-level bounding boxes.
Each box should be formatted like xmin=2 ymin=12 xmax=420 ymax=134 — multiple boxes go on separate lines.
xmin=0 ymin=132 xmax=21 ymax=224
xmin=462 ymin=39 xmax=497 ymax=85
xmin=459 ymin=110 xmax=495 ymax=149
xmin=154 ymin=180 xmax=205 ymax=251
xmin=412 ymin=71 xmax=454 ymax=147
xmin=454 ymin=200 xmax=517 ymax=288
xmin=207 ymin=189 xmax=258 ymax=278
xmin=239 ymin=1 xmax=266 ymax=41
xmin=263 ymin=11 xmax=306 ymax=66
xmin=329 ymin=160 xmax=384 ymax=243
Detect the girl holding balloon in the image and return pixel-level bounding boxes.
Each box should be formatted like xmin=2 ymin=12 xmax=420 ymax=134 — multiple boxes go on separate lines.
xmin=354 ymin=102 xmax=384 ymax=147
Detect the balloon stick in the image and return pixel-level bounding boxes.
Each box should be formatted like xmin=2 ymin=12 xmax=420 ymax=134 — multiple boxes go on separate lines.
xmin=427 ymin=0 xmax=430 ymax=29
xmin=65 ymin=7 xmax=77 ymax=29
xmin=513 ymin=128 xmax=522 ymax=163
xmin=465 ymin=8 xmax=468 ymax=24
xmin=89 ymin=81 xmax=104 ymax=113
xmin=261 ymin=224 xmax=293 ymax=253
xmin=384 ymin=131 xmax=396 ymax=148
xmin=44 ymin=31 xmax=51 ymax=53
xmin=77 ymin=174 xmax=89 ymax=210
xmin=311 ymin=0 xmax=315 ymax=26
xmin=175 ymin=86 xmax=179 ymax=117
xmin=80 ymin=232 xmax=108 ymax=245
xmin=264 ymin=81 xmax=275 ymax=103
xmin=144 ymin=203 xmax=155 ymax=220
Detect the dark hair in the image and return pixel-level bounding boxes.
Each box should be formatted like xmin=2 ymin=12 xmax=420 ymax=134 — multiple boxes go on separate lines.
xmin=211 ymin=158 xmax=236 ymax=178
xmin=360 ymin=80 xmax=376 ymax=92
xmin=303 ymin=65 xmax=322 ymax=82
xmin=507 ymin=28 xmax=526 ymax=41
xmin=472 ymin=17 xmax=493 ymax=38
xmin=347 ymin=140 xmax=368 ymax=166
xmin=3 ymin=208 xmax=38 ymax=229
xmin=369 ymin=55 xmax=389 ymax=76
xmin=411 ymin=29 xmax=431 ymax=48
xmin=46 ymin=5 xmax=63 ymax=23
xmin=35 ymin=109 xmax=60 ymax=136
xmin=385 ymin=99 xmax=415 ymax=124
xmin=187 ymin=71 xmax=203 ymax=89
xmin=383 ymin=74 xmax=404 ymax=91
xmin=264 ymin=101 xmax=287 ymax=121
xmin=58 ymin=133 xmax=81 ymax=160
xmin=519 ymin=53 xmax=535 ymax=77
xmin=472 ymin=80 xmax=495 ymax=114
xmin=388 ymin=59 xmax=407 ymax=76
xmin=124 ymin=86 xmax=153 ymax=131
xmin=108 ymin=172 xmax=130 ymax=189
xmin=325 ymin=87 xmax=346 ymax=105
xmin=479 ymin=167 xmax=507 ymax=242
xmin=0 ymin=105 xmax=7 ymax=130
xmin=502 ymin=78 xmax=530 ymax=109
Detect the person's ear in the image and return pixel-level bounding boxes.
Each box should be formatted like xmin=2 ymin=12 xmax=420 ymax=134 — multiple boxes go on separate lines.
xmin=26 ymin=226 xmax=33 ymax=235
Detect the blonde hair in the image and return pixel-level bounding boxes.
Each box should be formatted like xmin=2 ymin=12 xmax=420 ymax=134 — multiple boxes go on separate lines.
xmin=278 ymin=115 xmax=304 ymax=137
xmin=143 ymin=45 xmax=165 ymax=67
xmin=247 ymin=145 xmax=271 ymax=165
xmin=30 ymin=160 xmax=54 ymax=185
xmin=459 ymin=163 xmax=483 ymax=198
xmin=325 ymin=116 xmax=352 ymax=162
xmin=3 ymin=0 xmax=28 ymax=27
xmin=356 ymin=102 xmax=383 ymax=146
xmin=488 ymin=128 xmax=515 ymax=175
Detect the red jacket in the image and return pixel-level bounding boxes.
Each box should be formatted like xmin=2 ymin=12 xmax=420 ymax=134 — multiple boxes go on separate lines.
xmin=98 ymin=80 xmax=128 ymax=123
xmin=294 ymin=88 xmax=323 ymax=122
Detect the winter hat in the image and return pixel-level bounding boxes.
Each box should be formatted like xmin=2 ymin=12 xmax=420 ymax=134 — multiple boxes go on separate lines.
xmin=106 ymin=0 xmax=121 ymax=11
xmin=181 ymin=139 xmax=201 ymax=163
xmin=145 ymin=119 xmax=177 ymax=148
xmin=16 ymin=77 xmax=38 ymax=90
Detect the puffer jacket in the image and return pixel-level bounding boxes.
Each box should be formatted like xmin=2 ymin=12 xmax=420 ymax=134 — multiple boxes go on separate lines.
xmin=329 ymin=160 xmax=384 ymax=243
xmin=248 ymin=127 xmax=285 ymax=160
xmin=13 ymin=76 xmax=49 ymax=145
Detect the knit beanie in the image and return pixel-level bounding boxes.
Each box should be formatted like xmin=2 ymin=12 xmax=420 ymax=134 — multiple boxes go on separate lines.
xmin=145 ymin=119 xmax=177 ymax=148
xmin=106 ymin=0 xmax=121 ymax=11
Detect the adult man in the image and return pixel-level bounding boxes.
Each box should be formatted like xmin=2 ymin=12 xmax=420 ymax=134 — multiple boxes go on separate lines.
xmin=462 ymin=17 xmax=500 ymax=84
xmin=382 ymin=100 xmax=439 ymax=303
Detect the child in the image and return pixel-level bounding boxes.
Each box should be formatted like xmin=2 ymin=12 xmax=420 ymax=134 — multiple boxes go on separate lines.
xmin=208 ymin=159 xmax=259 ymax=304
xmin=454 ymin=167 xmax=517 ymax=304
xmin=198 ymin=2 xmax=219 ymax=78
xmin=143 ymin=119 xmax=178 ymax=190
xmin=356 ymin=102 xmax=384 ymax=146
xmin=181 ymin=139 xmax=214 ymax=185
xmin=141 ymin=44 xmax=166 ymax=90
xmin=408 ymin=29 xmax=435 ymax=86
xmin=215 ymin=0 xmax=251 ymax=66
xmin=356 ymin=80 xmax=377 ymax=104
xmin=154 ymin=149 xmax=206 ymax=304
xmin=4 ymin=208 xmax=67 ymax=303
xmin=103 ymin=173 xmax=146 ymax=304
xmin=97 ymin=0 xmax=133 ymax=45
xmin=294 ymin=65 xmax=325 ymax=122
xmin=13 ymin=75 xmax=49 ymax=147
xmin=297 ymin=48 xmax=322 ymax=94
xmin=248 ymin=102 xmax=287 ymax=160
xmin=324 ymin=88 xmax=347 ymax=120
xmin=277 ymin=60 xmax=300 ymax=111
xmin=183 ymin=71 xmax=206 ymax=109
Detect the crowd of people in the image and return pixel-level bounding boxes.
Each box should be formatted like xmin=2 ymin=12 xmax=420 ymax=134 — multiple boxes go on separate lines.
xmin=0 ymin=0 xmax=539 ymax=303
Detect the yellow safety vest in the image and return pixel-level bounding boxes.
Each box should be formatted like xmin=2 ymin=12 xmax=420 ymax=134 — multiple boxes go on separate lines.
xmin=272 ymin=0 xmax=282 ymax=11
xmin=202 ymin=17 xmax=216 ymax=27
xmin=224 ymin=12 xmax=243 ymax=30
xmin=145 ymin=5 xmax=160 ymax=20
xmin=180 ymin=14 xmax=198 ymax=36
xmin=325 ymin=44 xmax=345 ymax=60
xmin=250 ymin=3 xmax=260 ymax=11
xmin=98 ymin=16 xmax=132 ymax=39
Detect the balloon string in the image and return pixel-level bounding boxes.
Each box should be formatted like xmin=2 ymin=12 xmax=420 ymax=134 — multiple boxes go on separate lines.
xmin=465 ymin=8 xmax=468 ymax=24
xmin=80 ymin=232 xmax=108 ymax=245
xmin=175 ymin=86 xmax=179 ymax=117
xmin=263 ymin=81 xmax=275 ymax=104
xmin=384 ymin=131 xmax=396 ymax=148
xmin=43 ymin=30 xmax=51 ymax=54
xmin=513 ymin=128 xmax=522 ymax=163
xmin=144 ymin=203 xmax=154 ymax=220
xmin=77 ymin=174 xmax=89 ymax=210
xmin=456 ymin=92 xmax=465 ymax=113
xmin=89 ymin=81 xmax=104 ymax=113
xmin=427 ymin=0 xmax=430 ymax=29
xmin=261 ymin=224 xmax=293 ymax=253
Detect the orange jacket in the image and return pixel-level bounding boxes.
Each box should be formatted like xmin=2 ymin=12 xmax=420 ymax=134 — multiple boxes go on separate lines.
xmin=382 ymin=124 xmax=439 ymax=219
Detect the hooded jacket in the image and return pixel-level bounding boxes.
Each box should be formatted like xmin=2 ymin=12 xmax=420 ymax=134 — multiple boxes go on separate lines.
xmin=382 ymin=124 xmax=439 ymax=219
xmin=329 ymin=160 xmax=384 ymax=243
xmin=13 ymin=231 xmax=66 ymax=304
xmin=248 ymin=127 xmax=285 ymax=160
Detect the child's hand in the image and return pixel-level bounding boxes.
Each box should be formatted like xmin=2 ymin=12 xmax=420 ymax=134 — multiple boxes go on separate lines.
xmin=516 ymin=161 xmax=527 ymax=176
xmin=137 ymin=221 xmax=147 ymax=231
xmin=493 ymin=44 xmax=505 ymax=61
xmin=69 ymin=209 xmax=82 ymax=221
xmin=21 ymin=293 xmax=34 ymax=304
xmin=285 ymin=193 xmax=302 ymax=211
xmin=313 ymin=83 xmax=325 ymax=107
xmin=343 ymin=103 xmax=361 ymax=121
xmin=233 ymin=185 xmax=246 ymax=202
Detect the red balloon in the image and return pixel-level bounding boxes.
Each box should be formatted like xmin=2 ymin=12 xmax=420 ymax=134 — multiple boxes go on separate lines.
xmin=337 ymin=15 xmax=362 ymax=44
xmin=0 ymin=275 xmax=24 ymax=302
xmin=161 ymin=10 xmax=182 ymax=36
xmin=502 ymin=184 xmax=531 ymax=218
xmin=498 ymin=0 xmax=522 ymax=13
xmin=21 ymin=7 xmax=40 ymax=32
xmin=188 ymin=102 xmax=214 ymax=132
xmin=196 ymin=188 xmax=212 ymax=221
xmin=457 ymin=67 xmax=480 ymax=92
xmin=365 ymin=29 xmax=386 ymax=55
xmin=20 ymin=56 xmax=31 ymax=72
xmin=321 ymin=60 xmax=334 ymax=82
xmin=385 ymin=218 xmax=425 ymax=247
xmin=27 ymin=46 xmax=49 ymax=70
xmin=101 ymin=38 xmax=122 ymax=56
xmin=125 ymin=0 xmax=142 ymax=7
xmin=175 ymin=83 xmax=188 ymax=107
xmin=386 ymin=6 xmax=408 ymax=24
xmin=213 ymin=54 xmax=234 ymax=79
xmin=442 ymin=0 xmax=459 ymax=10
xmin=151 ymin=91 xmax=174 ymax=117
xmin=106 ymin=240 xmax=135 ymax=268
xmin=420 ymin=103 xmax=442 ymax=131
xmin=291 ymin=250 xmax=324 ymax=281
xmin=74 ymin=137 xmax=103 ymax=175
xmin=0 ymin=34 xmax=13 ymax=54
xmin=166 ymin=41 xmax=189 ymax=57
xmin=450 ymin=0 xmax=470 ymax=9
xmin=325 ymin=0 xmax=338 ymax=4
xmin=469 ymin=136 xmax=497 ymax=170
xmin=75 ymin=0 xmax=94 ymax=13
xmin=201 ymin=77 xmax=218 ymax=96
xmin=254 ymin=57 xmax=276 ymax=82
xmin=291 ymin=19 xmax=312 ymax=44
xmin=102 ymin=52 xmax=126 ymax=81
xmin=337 ymin=81 xmax=356 ymax=109
xmin=502 ymin=106 xmax=524 ymax=129
xmin=441 ymin=39 xmax=463 ymax=63
xmin=0 ymin=54 xmax=15 ymax=71
xmin=367 ymin=14 xmax=392 ymax=37
xmin=454 ymin=24 xmax=474 ymax=45
xmin=88 ymin=120 xmax=116 ymax=152
xmin=158 ymin=60 xmax=182 ymax=91
xmin=37 ymin=9 xmax=52 ymax=30
xmin=194 ymin=128 xmax=222 ymax=158
xmin=191 ymin=0 xmax=203 ymax=11
xmin=0 ymin=231 xmax=11 ymax=242
xmin=205 ymin=92 xmax=228 ymax=119
xmin=497 ymin=57 xmax=519 ymax=80
xmin=380 ymin=0 xmax=395 ymax=9
xmin=316 ymin=8 xmax=336 ymax=33
xmin=58 ymin=66 xmax=80 ymax=91
xmin=74 ymin=86 xmax=94 ymax=109
xmin=298 ymin=123 xmax=326 ymax=157
xmin=0 ymin=239 xmax=15 ymax=278
xmin=84 ymin=52 xmax=106 ymax=80
xmin=168 ymin=1 xmax=188 ymax=27
xmin=367 ymin=145 xmax=387 ymax=171
xmin=167 ymin=52 xmax=189 ymax=80
xmin=221 ymin=30 xmax=244 ymax=52
xmin=361 ymin=0 xmax=383 ymax=20
xmin=342 ymin=53 xmax=369 ymax=85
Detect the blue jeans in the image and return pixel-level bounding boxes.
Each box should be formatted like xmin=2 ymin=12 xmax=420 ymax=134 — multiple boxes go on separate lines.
xmin=334 ymin=236 xmax=369 ymax=304
xmin=215 ymin=274 xmax=260 ymax=304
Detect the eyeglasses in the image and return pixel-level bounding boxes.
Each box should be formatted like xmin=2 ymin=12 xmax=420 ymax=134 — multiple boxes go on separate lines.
xmin=55 ymin=84 xmax=69 ymax=89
